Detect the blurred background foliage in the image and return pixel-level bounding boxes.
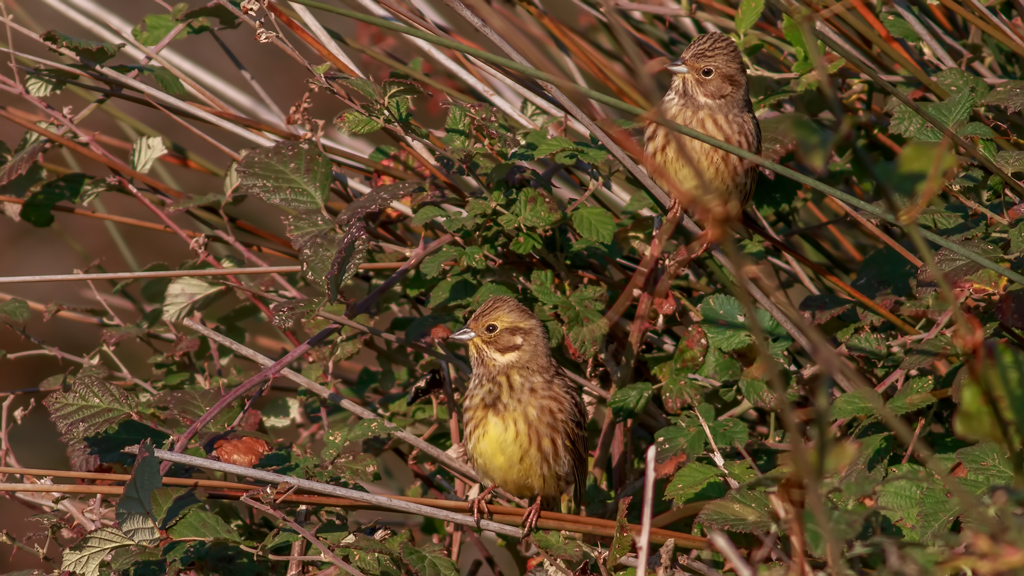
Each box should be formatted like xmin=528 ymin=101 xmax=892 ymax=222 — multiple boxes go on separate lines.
xmin=2 ymin=0 xmax=1024 ymax=574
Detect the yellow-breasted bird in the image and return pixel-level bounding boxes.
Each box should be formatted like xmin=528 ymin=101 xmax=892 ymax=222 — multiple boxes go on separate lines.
xmin=644 ymin=32 xmax=761 ymax=227
xmin=450 ymin=296 xmax=588 ymax=531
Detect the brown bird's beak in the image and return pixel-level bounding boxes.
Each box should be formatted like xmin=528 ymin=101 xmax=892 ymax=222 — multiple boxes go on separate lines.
xmin=666 ymin=59 xmax=689 ymax=75
xmin=450 ymin=327 xmax=477 ymax=341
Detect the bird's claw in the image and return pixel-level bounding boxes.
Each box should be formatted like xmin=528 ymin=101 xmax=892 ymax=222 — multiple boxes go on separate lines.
xmin=468 ymin=485 xmax=495 ymax=525
xmin=521 ymin=496 xmax=543 ymax=534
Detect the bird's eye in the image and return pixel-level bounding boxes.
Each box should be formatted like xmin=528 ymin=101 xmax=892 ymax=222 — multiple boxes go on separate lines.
xmin=701 ymin=67 xmax=715 ymax=78
xmin=484 ymin=323 xmax=499 ymax=334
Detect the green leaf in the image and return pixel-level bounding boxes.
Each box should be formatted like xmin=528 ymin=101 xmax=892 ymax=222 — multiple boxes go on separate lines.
xmin=887 ymin=377 xmax=936 ymax=415
xmin=338 ymin=110 xmax=384 ymax=134
xmin=162 ymin=277 xmax=221 ymax=322
xmin=42 ymin=31 xmax=123 ymax=64
xmin=0 ymin=298 xmax=30 ymax=322
xmin=831 ymin=389 xmax=880 ymax=419
xmin=890 ymin=90 xmax=975 ymax=142
xmin=146 ymin=66 xmax=186 ymax=96
xmin=411 ymin=205 xmax=447 ymax=226
xmin=151 ymin=487 xmax=202 ymax=529
xmin=421 ymin=246 xmax=461 ymax=279
xmin=699 ymin=294 xmax=752 ymax=351
xmin=532 ymin=531 xmax=585 ymax=562
xmin=61 ymin=527 xmax=134 ymax=576
xmin=510 ymin=130 xmax=573 ymax=161
xmin=665 ymin=462 xmax=725 ymax=504
xmin=734 ymin=0 xmax=764 ymax=34
xmin=236 ymin=140 xmax=332 ymax=211
xmin=695 ymin=489 xmax=773 ymax=533
xmin=44 ymin=373 xmax=137 ymax=447
xmin=607 ymin=497 xmax=632 ymax=569
xmin=116 ymin=442 xmax=162 ymax=545
xmin=956 ymin=443 xmax=1013 ymax=490
xmin=166 ymin=508 xmax=242 ymax=542
xmin=984 ymin=80 xmax=1024 ymax=113
xmin=402 ymin=544 xmax=458 ymax=576
xmin=132 ymin=12 xmax=189 ymax=46
xmin=881 ymin=13 xmax=920 ymax=42
xmin=608 ymin=383 xmax=653 ymax=422
xmin=621 ymin=192 xmax=653 ymax=213
xmin=571 ymin=206 xmax=616 ymax=243
xmin=441 ymin=103 xmax=472 ymax=149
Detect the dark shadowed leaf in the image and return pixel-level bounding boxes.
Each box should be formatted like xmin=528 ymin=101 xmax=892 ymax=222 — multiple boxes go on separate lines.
xmin=116 ymin=442 xmax=162 ymax=545
xmin=42 ymin=31 xmax=123 ymax=63
xmin=166 ymin=509 xmax=242 ymax=542
xmin=696 ymin=488 xmax=773 ymax=533
xmin=236 ymin=140 xmax=332 ymax=210
xmin=609 ymin=382 xmax=653 ymax=422
xmin=402 ymin=544 xmax=458 ymax=576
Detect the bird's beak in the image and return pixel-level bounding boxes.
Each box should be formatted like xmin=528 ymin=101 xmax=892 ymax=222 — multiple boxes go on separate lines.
xmin=450 ymin=327 xmax=477 ymax=342
xmin=666 ymin=59 xmax=689 ymax=75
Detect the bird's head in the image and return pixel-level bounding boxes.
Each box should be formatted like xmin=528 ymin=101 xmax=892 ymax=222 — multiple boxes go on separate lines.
xmin=666 ymin=32 xmax=749 ymax=106
xmin=450 ymin=296 xmax=548 ymax=370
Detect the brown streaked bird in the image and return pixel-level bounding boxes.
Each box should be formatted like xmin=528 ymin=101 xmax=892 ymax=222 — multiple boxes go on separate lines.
xmin=449 ymin=296 xmax=588 ymax=532
xmin=644 ymin=31 xmax=761 ymax=226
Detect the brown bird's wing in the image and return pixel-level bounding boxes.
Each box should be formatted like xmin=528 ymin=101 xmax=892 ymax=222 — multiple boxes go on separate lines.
xmin=562 ymin=372 xmax=589 ymax=515
xmin=741 ymin=108 xmax=762 ymax=206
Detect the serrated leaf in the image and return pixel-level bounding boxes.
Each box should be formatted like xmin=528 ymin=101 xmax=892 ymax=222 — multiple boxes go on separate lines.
xmin=890 ymin=90 xmax=974 ymax=142
xmin=831 ymin=389 xmax=880 ymax=419
xmin=881 ymin=13 xmax=920 ymax=42
xmin=735 ymin=0 xmax=763 ymax=34
xmin=695 ymin=489 xmax=773 ymax=533
xmin=608 ymin=383 xmax=652 ymax=422
xmin=338 ymin=110 xmax=383 ymax=134
xmin=571 ymin=206 xmax=616 ymax=243
xmin=328 ymin=221 xmax=370 ymax=301
xmin=236 ymin=140 xmax=332 ymax=211
xmin=129 ymin=136 xmax=167 ymax=174
xmin=532 ymin=530 xmax=585 ymax=562
xmin=607 ymin=497 xmax=632 ymax=569
xmin=957 ymin=443 xmax=1013 ymax=490
xmin=887 ymin=377 xmax=935 ymax=415
xmin=530 ymin=269 xmax=566 ymax=306
xmin=146 ymin=66 xmax=186 ymax=96
xmin=338 ymin=181 xmax=423 ymax=225
xmin=162 ymin=277 xmax=221 ymax=322
xmin=151 ymin=487 xmax=201 ymax=529
xmin=42 ymin=31 xmax=123 ymax=64
xmin=665 ymin=462 xmax=724 ymax=503
xmin=116 ymin=441 xmax=162 ymax=545
xmin=699 ymin=294 xmax=752 ymax=351
xmin=132 ymin=12 xmax=189 ymax=46
xmin=402 ymin=544 xmax=458 ymax=576
xmin=44 ymin=373 xmax=136 ymax=448
xmin=0 ymin=298 xmax=30 ymax=322
xmin=166 ymin=508 xmax=241 ymax=542
xmin=984 ymin=80 xmax=1024 ymax=113
xmin=61 ymin=527 xmax=134 ymax=576
xmin=411 ymin=205 xmax=447 ymax=226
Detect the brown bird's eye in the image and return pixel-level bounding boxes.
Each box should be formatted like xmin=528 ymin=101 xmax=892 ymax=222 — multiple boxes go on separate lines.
xmin=701 ymin=67 xmax=715 ymax=78
xmin=484 ymin=323 xmax=499 ymax=334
